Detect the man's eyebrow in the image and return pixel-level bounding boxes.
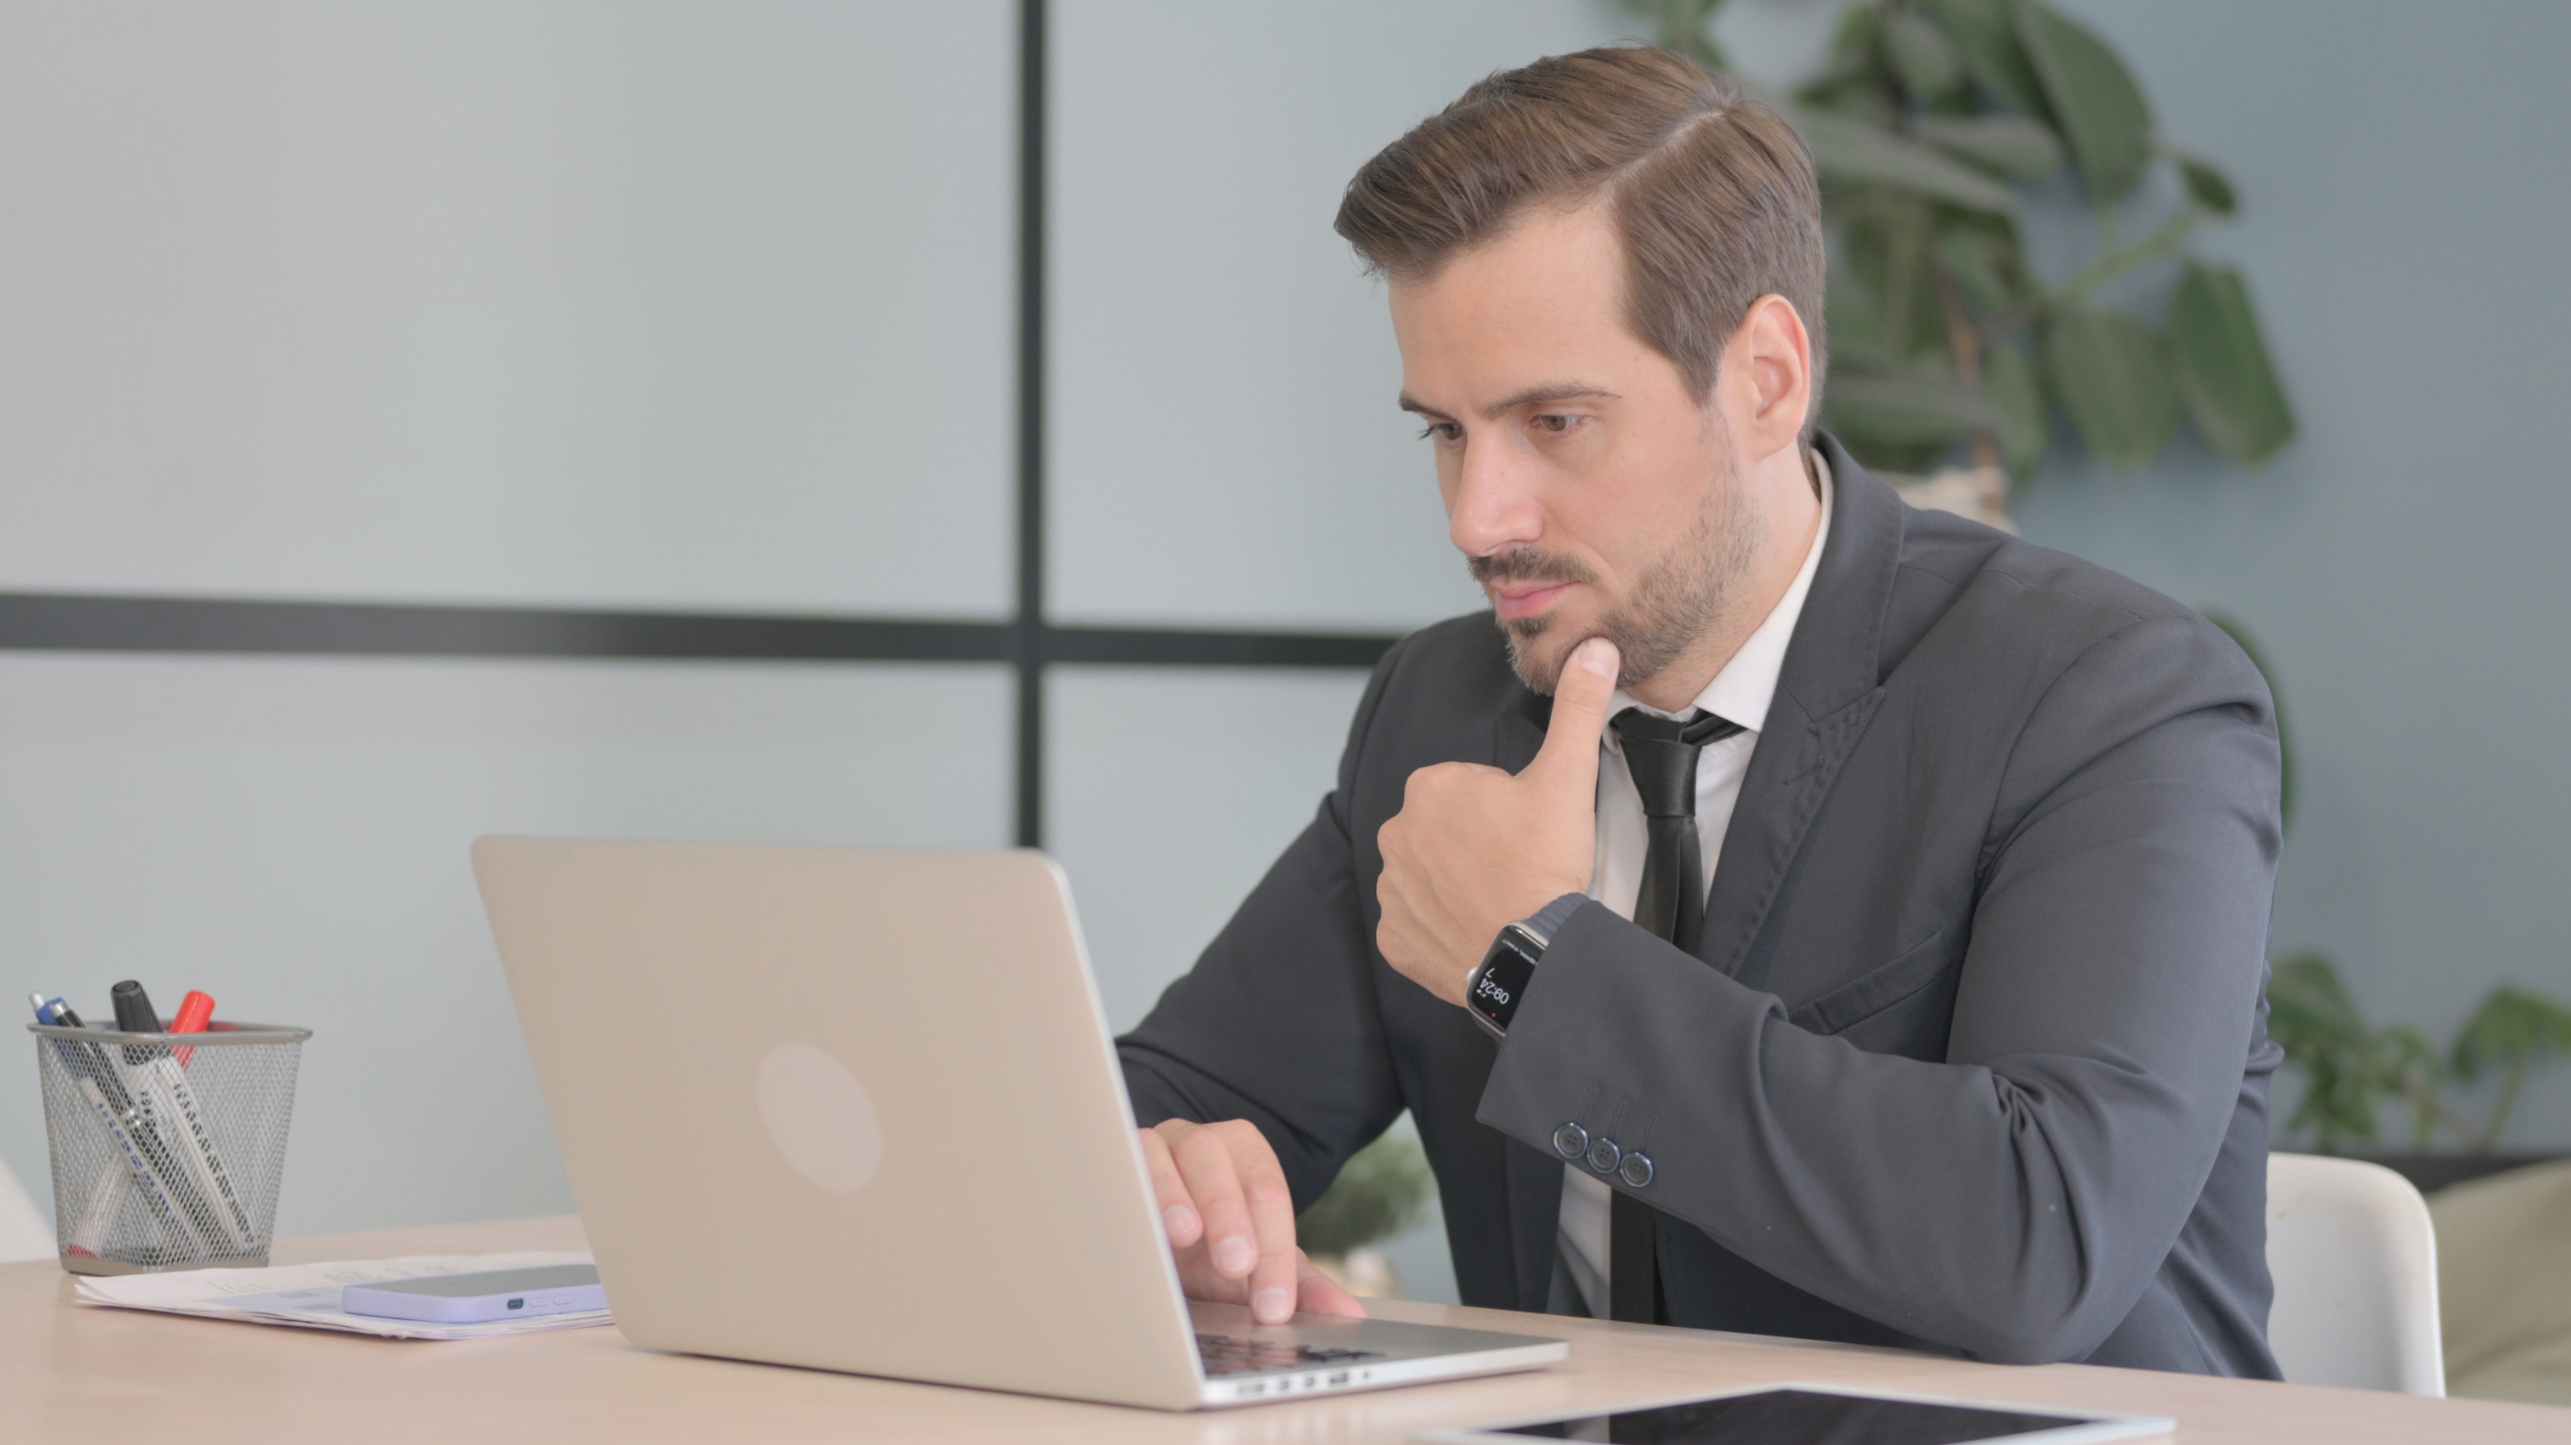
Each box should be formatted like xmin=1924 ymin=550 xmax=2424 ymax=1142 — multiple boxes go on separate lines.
xmin=1484 ymin=383 xmax=1618 ymax=419
xmin=1395 ymin=385 xmax=1621 ymax=421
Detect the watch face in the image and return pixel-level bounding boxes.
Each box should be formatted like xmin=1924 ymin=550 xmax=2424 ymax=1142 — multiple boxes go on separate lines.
xmin=1472 ymin=932 xmax=1540 ymax=1033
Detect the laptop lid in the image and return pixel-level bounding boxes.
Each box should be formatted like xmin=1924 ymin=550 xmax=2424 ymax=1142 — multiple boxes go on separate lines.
xmin=474 ymin=837 xmax=1206 ymax=1410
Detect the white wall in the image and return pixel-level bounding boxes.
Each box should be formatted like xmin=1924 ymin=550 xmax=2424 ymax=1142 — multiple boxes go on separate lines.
xmin=0 ymin=0 xmax=1016 ymax=616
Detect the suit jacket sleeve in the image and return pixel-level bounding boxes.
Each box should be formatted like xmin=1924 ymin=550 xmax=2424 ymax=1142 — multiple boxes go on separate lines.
xmin=1116 ymin=636 xmax=1413 ymax=1210
xmin=1477 ymin=612 xmax=2281 ymax=1363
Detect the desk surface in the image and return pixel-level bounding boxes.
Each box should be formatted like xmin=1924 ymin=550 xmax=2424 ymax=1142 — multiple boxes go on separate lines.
xmin=7 ymin=1216 xmax=2564 ymax=1443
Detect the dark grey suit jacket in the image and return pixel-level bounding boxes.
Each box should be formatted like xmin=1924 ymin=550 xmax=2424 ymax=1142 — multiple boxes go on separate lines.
xmin=1119 ymin=437 xmax=2285 ymax=1377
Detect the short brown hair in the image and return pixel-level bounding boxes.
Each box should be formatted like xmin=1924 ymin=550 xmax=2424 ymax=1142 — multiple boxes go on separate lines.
xmin=1335 ymin=46 xmax=1825 ymax=435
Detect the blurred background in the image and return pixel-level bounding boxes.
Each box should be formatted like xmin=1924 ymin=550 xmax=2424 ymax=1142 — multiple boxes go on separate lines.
xmin=5 ymin=0 xmax=2570 ymax=1318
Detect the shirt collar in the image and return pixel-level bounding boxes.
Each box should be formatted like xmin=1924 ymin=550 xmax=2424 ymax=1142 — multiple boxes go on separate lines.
xmin=1601 ymin=451 xmax=1834 ymax=738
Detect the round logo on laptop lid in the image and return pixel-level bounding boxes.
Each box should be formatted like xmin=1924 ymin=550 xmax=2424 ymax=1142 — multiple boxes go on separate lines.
xmin=755 ymin=1042 xmax=884 ymax=1194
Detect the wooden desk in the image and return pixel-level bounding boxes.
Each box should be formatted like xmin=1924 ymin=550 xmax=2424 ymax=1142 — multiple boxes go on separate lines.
xmin=6 ymin=1216 xmax=2563 ymax=1443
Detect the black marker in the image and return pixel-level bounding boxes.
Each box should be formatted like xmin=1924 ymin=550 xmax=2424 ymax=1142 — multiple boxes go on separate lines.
xmin=111 ymin=979 xmax=164 ymax=1034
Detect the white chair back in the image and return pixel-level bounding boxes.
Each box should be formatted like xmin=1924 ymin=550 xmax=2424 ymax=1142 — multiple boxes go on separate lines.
xmin=2267 ymin=1152 xmax=2444 ymax=1395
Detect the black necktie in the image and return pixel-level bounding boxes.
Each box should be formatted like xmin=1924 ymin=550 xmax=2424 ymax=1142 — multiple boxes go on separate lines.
xmin=1603 ymin=706 xmax=1741 ymax=1324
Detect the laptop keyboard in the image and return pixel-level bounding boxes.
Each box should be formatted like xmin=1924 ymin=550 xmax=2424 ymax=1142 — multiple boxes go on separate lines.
xmin=1194 ymin=1332 xmax=1386 ymax=1378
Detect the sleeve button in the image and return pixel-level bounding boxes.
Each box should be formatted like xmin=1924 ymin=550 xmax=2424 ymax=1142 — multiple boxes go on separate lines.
xmin=1618 ymin=1152 xmax=1654 ymax=1188
xmin=1585 ymin=1137 xmax=1622 ymax=1175
xmin=1552 ymin=1123 xmax=1589 ymax=1160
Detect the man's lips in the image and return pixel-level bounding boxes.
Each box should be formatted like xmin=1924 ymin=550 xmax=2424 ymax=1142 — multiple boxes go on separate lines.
xmin=1489 ymin=581 xmax=1573 ymax=620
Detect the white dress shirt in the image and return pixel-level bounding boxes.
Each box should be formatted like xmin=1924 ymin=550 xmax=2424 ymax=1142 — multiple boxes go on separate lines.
xmin=1552 ymin=455 xmax=1833 ymax=1318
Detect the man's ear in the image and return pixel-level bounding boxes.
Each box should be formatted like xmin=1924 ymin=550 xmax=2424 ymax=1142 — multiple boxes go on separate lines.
xmin=1722 ymin=294 xmax=1814 ymax=462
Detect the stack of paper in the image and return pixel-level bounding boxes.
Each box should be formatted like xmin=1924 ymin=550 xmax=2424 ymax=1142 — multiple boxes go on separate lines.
xmin=71 ymin=1250 xmax=613 ymax=1340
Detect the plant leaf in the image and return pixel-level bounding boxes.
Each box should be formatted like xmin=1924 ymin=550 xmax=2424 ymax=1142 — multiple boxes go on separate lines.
xmin=1914 ymin=114 xmax=2065 ymax=179
xmin=2269 ymin=954 xmax=2380 ymax=1150
xmin=2450 ymin=986 xmax=2571 ymax=1080
xmin=1981 ymin=337 xmax=2047 ymax=479
xmin=2373 ymin=1024 xmax=2451 ymax=1151
xmin=2174 ymin=151 xmax=2239 ymax=216
xmin=1804 ymin=80 xmax=1901 ymax=131
xmin=2270 ymin=955 xmax=2366 ymax=1041
xmin=1825 ymin=1 xmax=1882 ymax=66
xmin=2168 ymin=261 xmax=2295 ymax=464
xmin=1826 ymin=266 xmax=1895 ymax=365
xmin=1883 ymin=11 xmax=1964 ymax=102
xmin=1822 ymin=366 xmax=2007 ymax=450
xmin=1619 ymin=0 xmax=1728 ymax=69
xmin=1794 ymin=108 xmax=2019 ymax=216
xmin=2041 ymin=303 xmax=2176 ymax=468
xmin=1920 ymin=0 xmax=2051 ymax=119
xmin=2010 ymin=0 xmax=2153 ymax=202
xmin=1938 ymin=224 xmax=2015 ymax=311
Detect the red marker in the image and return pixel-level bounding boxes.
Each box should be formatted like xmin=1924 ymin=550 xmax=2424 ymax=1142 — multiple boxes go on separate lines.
xmin=171 ymin=990 xmax=215 ymax=1067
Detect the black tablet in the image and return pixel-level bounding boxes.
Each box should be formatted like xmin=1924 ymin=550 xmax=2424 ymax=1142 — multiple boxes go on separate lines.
xmin=1415 ymin=1383 xmax=2172 ymax=1445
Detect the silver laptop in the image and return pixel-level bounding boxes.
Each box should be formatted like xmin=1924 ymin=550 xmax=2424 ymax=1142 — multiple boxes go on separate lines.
xmin=473 ymin=837 xmax=1568 ymax=1410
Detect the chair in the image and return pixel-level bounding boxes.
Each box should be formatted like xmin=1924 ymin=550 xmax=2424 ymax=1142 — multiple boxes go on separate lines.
xmin=0 ymin=1153 xmax=53 ymax=1263
xmin=2427 ymin=1158 xmax=2571 ymax=1405
xmin=2266 ymin=1152 xmax=2444 ymax=1394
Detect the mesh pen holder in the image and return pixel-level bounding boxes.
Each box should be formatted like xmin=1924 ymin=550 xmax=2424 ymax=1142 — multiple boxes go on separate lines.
xmin=29 ymin=1020 xmax=310 ymax=1275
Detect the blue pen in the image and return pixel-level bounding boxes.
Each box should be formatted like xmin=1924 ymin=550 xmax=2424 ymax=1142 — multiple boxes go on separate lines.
xmin=30 ymin=994 xmax=207 ymax=1260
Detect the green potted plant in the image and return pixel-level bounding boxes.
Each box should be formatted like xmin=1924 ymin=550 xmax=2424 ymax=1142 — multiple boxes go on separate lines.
xmin=2270 ymin=954 xmax=2571 ymax=1193
xmin=1625 ymin=0 xmax=2294 ymax=525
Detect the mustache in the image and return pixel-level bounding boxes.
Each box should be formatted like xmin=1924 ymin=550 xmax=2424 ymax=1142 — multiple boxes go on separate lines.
xmin=1468 ymin=548 xmax=1597 ymax=587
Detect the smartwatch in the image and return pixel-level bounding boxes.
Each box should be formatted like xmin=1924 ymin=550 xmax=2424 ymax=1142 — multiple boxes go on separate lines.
xmin=1466 ymin=893 xmax=1586 ymax=1040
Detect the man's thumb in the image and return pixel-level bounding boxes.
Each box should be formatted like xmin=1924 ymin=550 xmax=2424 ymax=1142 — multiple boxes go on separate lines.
xmin=1531 ymin=637 xmax=1619 ymax=787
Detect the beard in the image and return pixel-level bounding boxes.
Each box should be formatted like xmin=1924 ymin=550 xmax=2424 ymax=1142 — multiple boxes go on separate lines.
xmin=1471 ymin=456 xmax=1767 ymax=697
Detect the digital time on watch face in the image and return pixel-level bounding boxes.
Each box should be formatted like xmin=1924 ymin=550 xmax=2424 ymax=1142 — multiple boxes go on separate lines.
xmin=1472 ymin=930 xmax=1541 ymax=1031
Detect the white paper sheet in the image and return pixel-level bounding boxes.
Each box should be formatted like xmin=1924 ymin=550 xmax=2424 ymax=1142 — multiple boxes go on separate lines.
xmin=71 ymin=1251 xmax=613 ymax=1340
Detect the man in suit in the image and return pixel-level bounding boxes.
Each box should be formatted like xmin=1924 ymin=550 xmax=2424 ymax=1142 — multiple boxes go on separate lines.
xmin=1120 ymin=47 xmax=2283 ymax=1376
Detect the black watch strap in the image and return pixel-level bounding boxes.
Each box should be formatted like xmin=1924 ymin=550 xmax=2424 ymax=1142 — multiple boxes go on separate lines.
xmin=1468 ymin=893 xmax=1587 ymax=1039
xmin=1519 ymin=892 xmax=1588 ymax=947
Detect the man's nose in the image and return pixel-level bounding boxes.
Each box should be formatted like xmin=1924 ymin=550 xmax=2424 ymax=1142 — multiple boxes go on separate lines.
xmin=1447 ymin=441 xmax=1544 ymax=559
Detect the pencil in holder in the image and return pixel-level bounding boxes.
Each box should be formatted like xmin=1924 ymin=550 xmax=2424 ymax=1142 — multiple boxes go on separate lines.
xmin=28 ymin=1019 xmax=311 ymax=1275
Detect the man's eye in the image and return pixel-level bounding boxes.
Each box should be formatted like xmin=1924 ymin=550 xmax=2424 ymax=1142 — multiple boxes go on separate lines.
xmin=1533 ymin=414 xmax=1578 ymax=434
xmin=1417 ymin=422 xmax=1462 ymax=443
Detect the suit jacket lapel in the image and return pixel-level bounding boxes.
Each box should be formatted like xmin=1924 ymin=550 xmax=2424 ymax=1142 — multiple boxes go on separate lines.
xmin=1700 ymin=437 xmax=1902 ymax=990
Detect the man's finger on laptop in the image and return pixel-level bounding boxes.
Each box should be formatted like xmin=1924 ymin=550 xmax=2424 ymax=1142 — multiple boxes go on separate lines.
xmin=1165 ymin=1121 xmax=1261 ymax=1282
xmin=1238 ymin=1144 xmax=1301 ymax=1323
xmin=1137 ymin=1127 xmax=1204 ymax=1247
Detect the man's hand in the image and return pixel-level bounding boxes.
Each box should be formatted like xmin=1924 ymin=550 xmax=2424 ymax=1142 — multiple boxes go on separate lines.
xmin=1376 ymin=636 xmax=1619 ymax=1004
xmin=1139 ymin=1119 xmax=1366 ymax=1325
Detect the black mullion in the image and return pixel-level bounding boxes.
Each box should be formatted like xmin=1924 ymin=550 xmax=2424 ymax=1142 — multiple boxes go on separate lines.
xmin=1045 ymin=626 xmax=1391 ymax=670
xmin=0 ymin=592 xmax=1399 ymax=668
xmin=1014 ymin=0 xmax=1049 ymax=849
xmin=0 ymin=593 xmax=1014 ymax=661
